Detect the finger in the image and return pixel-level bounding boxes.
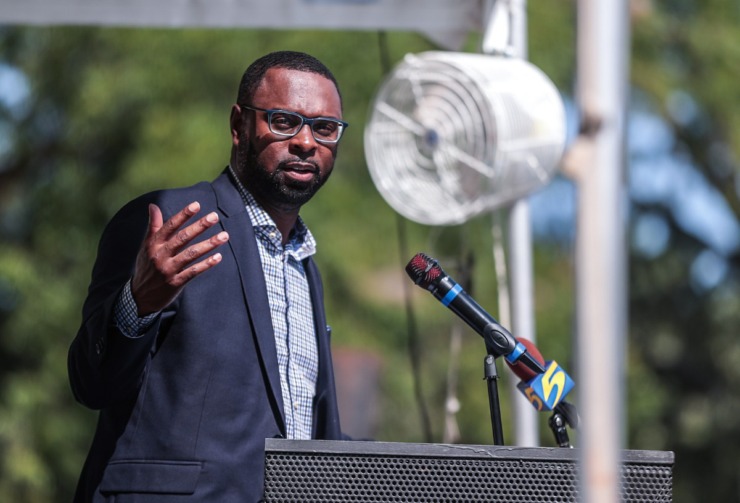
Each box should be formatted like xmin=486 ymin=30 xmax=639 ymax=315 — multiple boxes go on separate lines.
xmin=171 ymin=250 xmax=225 ymax=287
xmin=172 ymin=231 xmax=229 ymax=271
xmin=148 ymin=204 xmax=164 ymax=236
xmin=157 ymin=201 xmax=201 ymax=241
xmin=166 ymin=210 xmax=223 ymax=256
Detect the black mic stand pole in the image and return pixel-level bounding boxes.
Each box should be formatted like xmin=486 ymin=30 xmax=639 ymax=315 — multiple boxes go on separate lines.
xmin=483 ymin=346 xmax=505 ymax=446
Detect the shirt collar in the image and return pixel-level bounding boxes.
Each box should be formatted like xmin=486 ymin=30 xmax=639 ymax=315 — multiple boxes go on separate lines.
xmin=227 ymin=165 xmax=316 ymax=258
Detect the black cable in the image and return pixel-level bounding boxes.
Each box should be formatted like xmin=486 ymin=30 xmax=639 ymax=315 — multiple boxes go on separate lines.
xmin=377 ymin=31 xmax=433 ymax=443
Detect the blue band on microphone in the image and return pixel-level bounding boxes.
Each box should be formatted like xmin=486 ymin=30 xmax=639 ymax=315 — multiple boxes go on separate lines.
xmin=505 ymin=342 xmax=526 ymax=364
xmin=440 ymin=284 xmax=462 ymax=306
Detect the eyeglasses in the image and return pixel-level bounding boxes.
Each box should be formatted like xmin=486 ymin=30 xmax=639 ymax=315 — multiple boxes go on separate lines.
xmin=241 ymin=105 xmax=349 ymax=144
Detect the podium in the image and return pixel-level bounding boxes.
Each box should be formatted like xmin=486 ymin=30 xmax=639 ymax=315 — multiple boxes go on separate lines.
xmin=262 ymin=439 xmax=673 ymax=502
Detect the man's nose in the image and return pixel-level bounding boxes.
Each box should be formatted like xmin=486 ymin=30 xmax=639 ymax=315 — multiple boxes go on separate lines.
xmin=291 ymin=123 xmax=318 ymax=149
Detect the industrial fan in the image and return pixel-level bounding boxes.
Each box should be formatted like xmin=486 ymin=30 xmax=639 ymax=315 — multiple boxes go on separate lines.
xmin=365 ymin=51 xmax=567 ymax=226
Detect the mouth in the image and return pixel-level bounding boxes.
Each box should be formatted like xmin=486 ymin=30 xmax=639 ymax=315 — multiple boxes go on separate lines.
xmin=281 ymin=161 xmax=319 ymax=184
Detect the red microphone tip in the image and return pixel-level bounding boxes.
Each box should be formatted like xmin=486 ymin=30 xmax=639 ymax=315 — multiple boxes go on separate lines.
xmin=405 ymin=253 xmax=442 ymax=288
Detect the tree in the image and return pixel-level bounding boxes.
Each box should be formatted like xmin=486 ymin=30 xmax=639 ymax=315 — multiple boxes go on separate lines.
xmin=0 ymin=1 xmax=738 ymax=500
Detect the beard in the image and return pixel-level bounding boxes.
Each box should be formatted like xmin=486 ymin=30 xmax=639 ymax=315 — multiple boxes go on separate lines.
xmin=236 ymin=134 xmax=333 ymax=211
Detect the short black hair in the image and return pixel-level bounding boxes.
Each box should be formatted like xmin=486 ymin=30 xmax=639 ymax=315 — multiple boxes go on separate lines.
xmin=236 ymin=50 xmax=342 ymax=108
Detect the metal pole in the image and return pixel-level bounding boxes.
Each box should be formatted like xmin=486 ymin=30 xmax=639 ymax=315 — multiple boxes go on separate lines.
xmin=482 ymin=0 xmax=540 ymax=448
xmin=568 ymin=0 xmax=630 ymax=500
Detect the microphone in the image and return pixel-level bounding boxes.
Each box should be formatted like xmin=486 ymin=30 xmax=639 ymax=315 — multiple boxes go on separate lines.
xmin=506 ymin=337 xmax=545 ymax=382
xmin=505 ymin=337 xmax=576 ymax=412
xmin=405 ymin=252 xmax=545 ymax=376
xmin=405 ymin=252 xmax=575 ymax=412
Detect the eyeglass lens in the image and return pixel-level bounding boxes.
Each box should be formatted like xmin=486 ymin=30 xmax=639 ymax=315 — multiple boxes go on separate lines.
xmin=269 ymin=111 xmax=343 ymax=142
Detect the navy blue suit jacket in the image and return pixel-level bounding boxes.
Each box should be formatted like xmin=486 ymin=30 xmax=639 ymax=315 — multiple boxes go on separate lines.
xmin=68 ymin=169 xmax=343 ymax=502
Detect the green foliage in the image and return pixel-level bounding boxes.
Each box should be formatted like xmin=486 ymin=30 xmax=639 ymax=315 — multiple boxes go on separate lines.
xmin=632 ymin=0 xmax=740 ymax=218
xmin=0 ymin=1 xmax=739 ymax=500
xmin=628 ymin=3 xmax=740 ymax=501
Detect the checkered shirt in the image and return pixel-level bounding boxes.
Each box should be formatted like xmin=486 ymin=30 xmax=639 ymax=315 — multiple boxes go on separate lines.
xmin=228 ymin=166 xmax=319 ymax=440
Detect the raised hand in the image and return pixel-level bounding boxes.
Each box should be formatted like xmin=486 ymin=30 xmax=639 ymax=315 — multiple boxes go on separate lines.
xmin=130 ymin=202 xmax=229 ymax=315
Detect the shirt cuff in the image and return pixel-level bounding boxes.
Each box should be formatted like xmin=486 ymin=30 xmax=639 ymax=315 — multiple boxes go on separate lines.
xmin=114 ymin=280 xmax=159 ymax=338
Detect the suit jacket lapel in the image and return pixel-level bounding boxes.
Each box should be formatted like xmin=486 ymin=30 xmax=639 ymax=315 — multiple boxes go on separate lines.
xmin=211 ymin=170 xmax=286 ymax=433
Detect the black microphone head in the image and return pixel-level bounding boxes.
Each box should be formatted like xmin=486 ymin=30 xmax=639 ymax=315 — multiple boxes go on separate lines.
xmin=405 ymin=253 xmax=443 ymax=288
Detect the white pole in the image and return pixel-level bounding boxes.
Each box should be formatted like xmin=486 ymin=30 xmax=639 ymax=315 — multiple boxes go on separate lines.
xmin=567 ymin=0 xmax=630 ymax=500
xmin=481 ymin=0 xmax=540 ymax=448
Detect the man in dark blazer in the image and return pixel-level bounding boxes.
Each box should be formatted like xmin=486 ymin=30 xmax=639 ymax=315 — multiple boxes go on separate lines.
xmin=68 ymin=51 xmax=348 ymax=502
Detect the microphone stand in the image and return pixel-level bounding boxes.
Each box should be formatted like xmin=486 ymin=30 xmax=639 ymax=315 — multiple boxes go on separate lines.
xmin=548 ymin=410 xmax=570 ymax=447
xmin=548 ymin=401 xmax=579 ymax=448
xmin=483 ymin=346 xmax=505 ymax=445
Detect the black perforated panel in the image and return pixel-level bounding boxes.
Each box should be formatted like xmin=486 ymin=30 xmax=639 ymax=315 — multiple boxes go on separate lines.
xmin=263 ymin=440 xmax=673 ymax=502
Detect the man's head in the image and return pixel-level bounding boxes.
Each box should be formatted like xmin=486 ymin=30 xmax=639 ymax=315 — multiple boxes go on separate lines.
xmin=236 ymin=51 xmax=342 ymax=109
xmin=230 ymin=51 xmax=345 ymax=216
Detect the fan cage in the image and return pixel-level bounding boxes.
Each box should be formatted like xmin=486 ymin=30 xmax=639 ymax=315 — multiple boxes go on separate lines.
xmin=365 ymin=51 xmax=566 ymax=225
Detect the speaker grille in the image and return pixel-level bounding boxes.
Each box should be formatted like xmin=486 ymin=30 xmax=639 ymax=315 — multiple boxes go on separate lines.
xmin=263 ymin=440 xmax=673 ymax=502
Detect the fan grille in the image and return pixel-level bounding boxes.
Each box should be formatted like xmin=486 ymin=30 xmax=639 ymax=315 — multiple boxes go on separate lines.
xmin=365 ymin=52 xmax=566 ymax=225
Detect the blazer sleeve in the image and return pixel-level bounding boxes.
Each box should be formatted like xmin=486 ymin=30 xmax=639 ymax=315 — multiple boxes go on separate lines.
xmin=68 ymin=194 xmax=163 ymax=410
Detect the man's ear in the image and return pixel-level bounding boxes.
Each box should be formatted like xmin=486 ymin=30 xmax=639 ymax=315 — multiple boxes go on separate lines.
xmin=230 ymin=104 xmax=244 ymax=146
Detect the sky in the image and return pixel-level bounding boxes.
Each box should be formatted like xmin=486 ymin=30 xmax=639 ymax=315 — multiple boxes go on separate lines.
xmin=0 ymin=63 xmax=30 ymax=166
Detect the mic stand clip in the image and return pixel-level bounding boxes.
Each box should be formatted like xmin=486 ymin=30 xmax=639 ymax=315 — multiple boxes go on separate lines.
xmin=548 ymin=401 xmax=579 ymax=448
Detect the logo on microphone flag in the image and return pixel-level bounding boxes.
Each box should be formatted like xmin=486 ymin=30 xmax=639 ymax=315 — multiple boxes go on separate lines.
xmin=516 ymin=361 xmax=575 ymax=411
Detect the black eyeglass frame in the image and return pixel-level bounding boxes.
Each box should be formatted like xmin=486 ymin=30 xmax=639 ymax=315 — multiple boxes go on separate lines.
xmin=240 ymin=104 xmax=349 ymax=144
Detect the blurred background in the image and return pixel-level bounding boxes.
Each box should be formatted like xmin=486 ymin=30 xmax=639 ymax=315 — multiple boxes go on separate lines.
xmin=0 ymin=0 xmax=739 ymax=501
